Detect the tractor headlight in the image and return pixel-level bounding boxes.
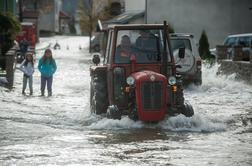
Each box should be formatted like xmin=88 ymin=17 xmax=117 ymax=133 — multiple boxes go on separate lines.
xmin=126 ymin=76 xmax=135 ymax=85
xmin=168 ymin=76 xmax=176 ymax=85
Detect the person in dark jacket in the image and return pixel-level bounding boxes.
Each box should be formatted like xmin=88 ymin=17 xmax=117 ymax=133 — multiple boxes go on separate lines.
xmin=115 ymin=35 xmax=136 ymax=63
xmin=38 ymin=49 xmax=57 ymax=96
xmin=135 ymin=30 xmax=158 ymax=51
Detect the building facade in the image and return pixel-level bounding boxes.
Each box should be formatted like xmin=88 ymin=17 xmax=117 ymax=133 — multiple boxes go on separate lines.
xmin=0 ymin=0 xmax=17 ymax=14
xmin=125 ymin=0 xmax=145 ymax=11
xmin=146 ymin=0 xmax=252 ymax=47
xmin=22 ymin=0 xmax=62 ymax=34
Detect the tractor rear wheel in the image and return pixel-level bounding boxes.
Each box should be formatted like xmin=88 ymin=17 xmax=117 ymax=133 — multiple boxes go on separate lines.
xmin=90 ymin=76 xmax=108 ymax=115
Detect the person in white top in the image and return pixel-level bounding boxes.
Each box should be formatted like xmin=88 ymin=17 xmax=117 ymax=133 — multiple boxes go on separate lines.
xmin=18 ymin=52 xmax=35 ymax=95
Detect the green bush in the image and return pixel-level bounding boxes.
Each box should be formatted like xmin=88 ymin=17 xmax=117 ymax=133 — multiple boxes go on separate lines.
xmin=0 ymin=12 xmax=21 ymax=56
xmin=198 ymin=30 xmax=212 ymax=60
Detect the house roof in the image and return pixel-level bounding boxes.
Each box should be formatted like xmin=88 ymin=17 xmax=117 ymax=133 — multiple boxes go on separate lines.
xmin=105 ymin=24 xmax=168 ymax=31
xmin=59 ymin=11 xmax=70 ymax=19
xmin=23 ymin=10 xmax=39 ymax=19
xmin=105 ymin=10 xmax=145 ymax=24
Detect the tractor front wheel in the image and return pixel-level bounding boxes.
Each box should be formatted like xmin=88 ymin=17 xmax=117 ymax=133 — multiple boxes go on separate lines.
xmin=106 ymin=105 xmax=122 ymax=120
xmin=181 ymin=102 xmax=194 ymax=117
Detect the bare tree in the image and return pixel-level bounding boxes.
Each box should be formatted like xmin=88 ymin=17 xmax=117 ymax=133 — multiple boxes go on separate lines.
xmin=78 ymin=0 xmax=111 ymax=53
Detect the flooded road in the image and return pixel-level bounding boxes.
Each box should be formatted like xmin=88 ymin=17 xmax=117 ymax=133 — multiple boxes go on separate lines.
xmin=0 ymin=36 xmax=252 ymax=166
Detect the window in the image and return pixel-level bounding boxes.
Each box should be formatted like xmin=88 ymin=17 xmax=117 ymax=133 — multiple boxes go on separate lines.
xmin=170 ymin=39 xmax=192 ymax=51
xmin=114 ymin=29 xmax=169 ymax=64
xmin=224 ymin=37 xmax=236 ymax=47
xmin=238 ymin=37 xmax=250 ymax=47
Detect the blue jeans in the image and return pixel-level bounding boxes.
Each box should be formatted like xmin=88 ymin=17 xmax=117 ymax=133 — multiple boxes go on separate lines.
xmin=41 ymin=76 xmax=53 ymax=95
xmin=23 ymin=75 xmax=33 ymax=94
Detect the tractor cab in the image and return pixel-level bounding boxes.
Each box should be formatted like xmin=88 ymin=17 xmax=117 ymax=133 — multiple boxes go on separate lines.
xmin=90 ymin=22 xmax=194 ymax=122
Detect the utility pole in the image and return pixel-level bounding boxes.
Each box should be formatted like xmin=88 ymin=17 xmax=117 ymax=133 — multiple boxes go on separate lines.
xmin=18 ymin=0 xmax=23 ymax=22
xmin=88 ymin=0 xmax=93 ymax=53
xmin=4 ymin=0 xmax=8 ymax=12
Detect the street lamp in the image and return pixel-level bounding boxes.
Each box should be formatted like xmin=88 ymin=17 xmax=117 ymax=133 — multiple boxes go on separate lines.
xmin=18 ymin=0 xmax=23 ymax=22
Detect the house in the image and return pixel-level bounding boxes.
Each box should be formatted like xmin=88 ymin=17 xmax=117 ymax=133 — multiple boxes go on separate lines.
xmin=59 ymin=11 xmax=70 ymax=34
xmin=22 ymin=0 xmax=63 ymax=34
xmin=75 ymin=0 xmax=125 ymax=35
xmin=0 ymin=0 xmax=17 ymax=14
xmin=146 ymin=0 xmax=252 ymax=47
xmin=104 ymin=10 xmax=144 ymax=26
xmin=125 ymin=0 xmax=145 ymax=11
xmin=104 ymin=0 xmax=145 ymax=26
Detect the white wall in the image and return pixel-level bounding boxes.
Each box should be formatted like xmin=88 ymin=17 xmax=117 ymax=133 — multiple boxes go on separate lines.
xmin=146 ymin=0 xmax=252 ymax=47
xmin=125 ymin=0 xmax=145 ymax=11
xmin=38 ymin=0 xmax=62 ymax=33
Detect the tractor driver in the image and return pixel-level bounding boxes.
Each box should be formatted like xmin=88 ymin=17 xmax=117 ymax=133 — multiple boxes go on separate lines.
xmin=115 ymin=35 xmax=136 ymax=63
xmin=135 ymin=30 xmax=161 ymax=62
xmin=135 ymin=30 xmax=159 ymax=51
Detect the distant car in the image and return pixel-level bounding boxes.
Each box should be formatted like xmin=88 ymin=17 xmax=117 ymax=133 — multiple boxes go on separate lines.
xmin=91 ymin=33 xmax=103 ymax=52
xmin=170 ymin=33 xmax=202 ymax=85
xmin=211 ymin=33 xmax=252 ymax=61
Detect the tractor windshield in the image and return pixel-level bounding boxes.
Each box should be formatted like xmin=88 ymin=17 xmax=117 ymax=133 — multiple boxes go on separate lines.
xmin=115 ymin=30 xmax=170 ymax=64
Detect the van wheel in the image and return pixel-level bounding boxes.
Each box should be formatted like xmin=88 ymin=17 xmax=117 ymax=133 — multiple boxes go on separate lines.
xmin=181 ymin=103 xmax=194 ymax=117
xmin=194 ymin=71 xmax=202 ymax=85
xmin=194 ymin=79 xmax=202 ymax=86
xmin=90 ymin=76 xmax=108 ymax=115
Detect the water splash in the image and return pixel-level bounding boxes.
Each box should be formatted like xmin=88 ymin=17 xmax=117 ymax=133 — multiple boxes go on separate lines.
xmin=187 ymin=63 xmax=252 ymax=93
xmin=87 ymin=114 xmax=226 ymax=132
xmin=88 ymin=116 xmax=144 ymax=130
xmin=159 ymin=114 xmax=226 ymax=132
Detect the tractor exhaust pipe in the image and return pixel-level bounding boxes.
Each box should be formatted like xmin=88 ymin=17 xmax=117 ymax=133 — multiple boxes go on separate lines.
xmin=161 ymin=21 xmax=168 ymax=77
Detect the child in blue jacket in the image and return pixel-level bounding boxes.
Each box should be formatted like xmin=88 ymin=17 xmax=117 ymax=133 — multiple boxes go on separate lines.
xmin=38 ymin=49 xmax=57 ymax=96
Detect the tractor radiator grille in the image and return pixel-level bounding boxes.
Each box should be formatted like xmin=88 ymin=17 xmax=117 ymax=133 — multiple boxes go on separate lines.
xmin=141 ymin=81 xmax=162 ymax=110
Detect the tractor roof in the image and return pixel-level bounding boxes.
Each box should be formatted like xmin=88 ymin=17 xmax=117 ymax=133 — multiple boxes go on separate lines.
xmin=105 ymin=24 xmax=168 ymax=31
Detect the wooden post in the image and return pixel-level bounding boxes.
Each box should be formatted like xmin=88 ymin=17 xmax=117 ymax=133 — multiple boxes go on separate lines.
xmin=5 ymin=48 xmax=16 ymax=88
xmin=232 ymin=46 xmax=243 ymax=61
xmin=250 ymin=46 xmax=252 ymax=64
xmin=216 ymin=45 xmax=228 ymax=60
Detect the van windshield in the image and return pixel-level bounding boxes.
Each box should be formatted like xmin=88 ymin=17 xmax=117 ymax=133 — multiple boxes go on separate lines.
xmin=224 ymin=37 xmax=236 ymax=47
xmin=114 ymin=30 xmax=171 ymax=64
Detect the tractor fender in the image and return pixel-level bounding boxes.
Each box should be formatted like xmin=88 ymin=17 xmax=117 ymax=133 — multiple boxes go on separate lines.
xmin=90 ymin=65 xmax=107 ymax=77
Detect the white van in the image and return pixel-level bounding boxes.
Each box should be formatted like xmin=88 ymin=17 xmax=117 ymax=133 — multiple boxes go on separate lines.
xmin=224 ymin=33 xmax=252 ymax=47
xmin=222 ymin=33 xmax=252 ymax=61
xmin=170 ymin=33 xmax=202 ymax=85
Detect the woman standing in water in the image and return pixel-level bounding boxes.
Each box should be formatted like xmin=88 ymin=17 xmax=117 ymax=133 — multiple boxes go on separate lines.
xmin=38 ymin=49 xmax=57 ymax=96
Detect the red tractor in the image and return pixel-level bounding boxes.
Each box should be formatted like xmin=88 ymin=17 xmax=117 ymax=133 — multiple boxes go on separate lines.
xmin=90 ymin=22 xmax=194 ymax=122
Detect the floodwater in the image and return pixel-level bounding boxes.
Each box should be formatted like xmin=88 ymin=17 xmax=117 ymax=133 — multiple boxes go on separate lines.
xmin=0 ymin=36 xmax=251 ymax=166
